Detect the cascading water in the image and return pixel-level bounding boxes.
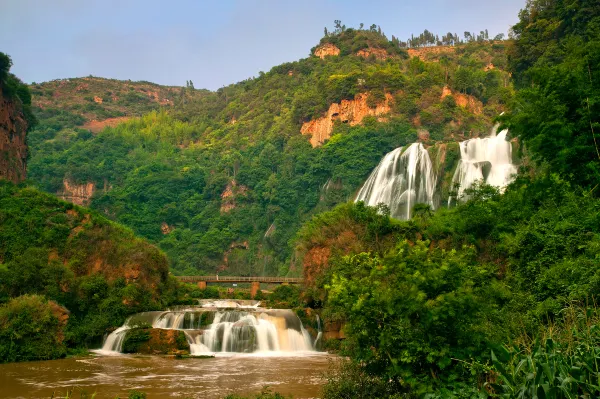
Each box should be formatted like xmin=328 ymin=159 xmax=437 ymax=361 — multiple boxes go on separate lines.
xmin=449 ymin=126 xmax=517 ymax=204
xmin=97 ymin=300 xmax=317 ymax=355
xmin=355 ymin=142 xmax=437 ymax=220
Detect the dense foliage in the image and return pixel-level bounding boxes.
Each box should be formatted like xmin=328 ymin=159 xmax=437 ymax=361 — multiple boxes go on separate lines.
xmin=300 ymin=175 xmax=600 ymax=396
xmin=0 ymin=181 xmax=178 ymax=361
xmin=505 ymin=0 xmax=600 ymax=190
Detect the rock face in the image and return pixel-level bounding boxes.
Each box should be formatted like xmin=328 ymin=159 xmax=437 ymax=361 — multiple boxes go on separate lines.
xmin=58 ymin=179 xmax=96 ymax=206
xmin=0 ymin=91 xmax=28 ymax=183
xmin=440 ymin=86 xmax=483 ymax=115
xmin=301 ymin=92 xmax=393 ymax=147
xmin=356 ymin=47 xmax=390 ymax=60
xmin=122 ymin=327 xmax=190 ymax=355
xmin=313 ymin=43 xmax=340 ymax=59
xmin=220 ymin=180 xmax=248 ymax=213
xmin=407 ymin=46 xmax=456 ymax=61
xmin=82 ymin=116 xmax=130 ymax=133
xmin=48 ymin=300 xmax=70 ymax=344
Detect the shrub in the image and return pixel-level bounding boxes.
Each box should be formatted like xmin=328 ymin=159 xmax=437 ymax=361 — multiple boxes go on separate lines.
xmin=0 ymin=295 xmax=68 ymax=362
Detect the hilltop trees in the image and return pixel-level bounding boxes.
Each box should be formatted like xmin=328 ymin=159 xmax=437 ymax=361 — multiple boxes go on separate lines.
xmin=321 ymin=22 xmax=505 ymax=49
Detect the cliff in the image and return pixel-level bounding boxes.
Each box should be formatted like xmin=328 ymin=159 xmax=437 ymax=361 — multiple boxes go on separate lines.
xmin=301 ymin=92 xmax=393 ymax=147
xmin=0 ymin=90 xmax=28 ymax=183
xmin=58 ymin=179 xmax=96 ymax=206
xmin=313 ymin=43 xmax=340 ymax=59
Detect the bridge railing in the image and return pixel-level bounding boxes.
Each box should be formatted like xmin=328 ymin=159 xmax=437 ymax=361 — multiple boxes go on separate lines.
xmin=176 ymin=275 xmax=304 ymax=284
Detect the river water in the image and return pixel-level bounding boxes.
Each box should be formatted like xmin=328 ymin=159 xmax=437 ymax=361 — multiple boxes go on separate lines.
xmin=0 ymin=353 xmax=334 ymax=399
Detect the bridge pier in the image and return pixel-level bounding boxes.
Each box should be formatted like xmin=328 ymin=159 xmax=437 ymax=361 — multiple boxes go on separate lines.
xmin=197 ymin=281 xmax=207 ymax=290
xmin=250 ymin=281 xmax=260 ymax=299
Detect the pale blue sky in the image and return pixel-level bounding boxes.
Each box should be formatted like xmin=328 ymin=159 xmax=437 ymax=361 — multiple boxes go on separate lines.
xmin=0 ymin=0 xmax=526 ymax=90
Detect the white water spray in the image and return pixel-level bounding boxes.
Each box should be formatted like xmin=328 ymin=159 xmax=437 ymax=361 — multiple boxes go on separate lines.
xmin=97 ymin=302 xmax=318 ymax=355
xmin=355 ymin=143 xmax=437 ymax=219
xmin=449 ymin=126 xmax=517 ymax=204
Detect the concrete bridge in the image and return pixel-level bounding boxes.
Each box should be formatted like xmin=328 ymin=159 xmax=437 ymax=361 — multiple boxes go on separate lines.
xmin=176 ymin=276 xmax=304 ymax=298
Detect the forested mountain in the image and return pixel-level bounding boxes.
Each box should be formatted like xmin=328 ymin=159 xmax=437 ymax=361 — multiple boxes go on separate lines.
xmin=27 ymin=27 xmax=512 ymax=276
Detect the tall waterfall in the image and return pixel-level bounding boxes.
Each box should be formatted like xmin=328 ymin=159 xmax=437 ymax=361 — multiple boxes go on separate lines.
xmin=355 ymin=143 xmax=437 ymax=220
xmin=97 ymin=300 xmax=316 ymax=355
xmin=449 ymin=126 xmax=517 ymax=203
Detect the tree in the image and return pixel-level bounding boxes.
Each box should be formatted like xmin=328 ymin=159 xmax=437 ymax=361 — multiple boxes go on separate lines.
xmin=326 ymin=241 xmax=501 ymax=391
xmin=0 ymin=52 xmax=12 ymax=83
xmin=505 ymin=0 xmax=600 ymax=191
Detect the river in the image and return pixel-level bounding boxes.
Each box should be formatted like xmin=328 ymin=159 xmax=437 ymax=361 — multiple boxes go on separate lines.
xmin=0 ymin=352 xmax=334 ymax=399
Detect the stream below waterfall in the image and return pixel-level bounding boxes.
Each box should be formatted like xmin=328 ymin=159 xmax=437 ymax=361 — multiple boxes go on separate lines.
xmin=0 ymin=352 xmax=334 ymax=398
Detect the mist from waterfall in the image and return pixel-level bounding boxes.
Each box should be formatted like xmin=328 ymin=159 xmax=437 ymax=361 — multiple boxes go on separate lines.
xmin=355 ymin=142 xmax=437 ymax=220
xmin=449 ymin=126 xmax=517 ymax=204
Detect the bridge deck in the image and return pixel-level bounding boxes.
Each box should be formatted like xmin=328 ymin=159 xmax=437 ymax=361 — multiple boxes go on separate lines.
xmin=176 ymin=276 xmax=303 ymax=284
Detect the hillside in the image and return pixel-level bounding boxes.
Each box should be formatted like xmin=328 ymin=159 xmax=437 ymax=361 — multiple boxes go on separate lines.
xmin=26 ymin=28 xmax=513 ymax=276
xmin=30 ymin=76 xmax=207 ymax=132
xmin=0 ymin=181 xmax=174 ymax=361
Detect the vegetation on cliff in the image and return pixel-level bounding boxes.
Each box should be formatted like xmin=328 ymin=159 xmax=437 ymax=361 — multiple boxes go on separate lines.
xmin=0 ymin=181 xmax=177 ymax=361
xmin=0 ymin=52 xmax=36 ymax=130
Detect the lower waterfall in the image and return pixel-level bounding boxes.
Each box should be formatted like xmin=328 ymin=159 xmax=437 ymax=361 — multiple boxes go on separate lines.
xmin=355 ymin=142 xmax=436 ymax=220
xmin=97 ymin=300 xmax=316 ymax=355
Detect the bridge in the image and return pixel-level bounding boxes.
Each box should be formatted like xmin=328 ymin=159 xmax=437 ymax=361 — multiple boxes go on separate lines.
xmin=175 ymin=276 xmax=304 ymax=298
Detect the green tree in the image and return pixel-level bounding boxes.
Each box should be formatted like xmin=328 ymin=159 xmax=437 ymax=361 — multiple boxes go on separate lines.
xmin=505 ymin=0 xmax=600 ymax=190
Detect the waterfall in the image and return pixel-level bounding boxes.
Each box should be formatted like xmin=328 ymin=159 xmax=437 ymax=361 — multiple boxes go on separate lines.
xmin=97 ymin=301 xmax=318 ymax=355
xmin=355 ymin=143 xmax=437 ymax=220
xmin=449 ymin=126 xmax=517 ymax=204
xmin=98 ymin=324 xmax=131 ymax=354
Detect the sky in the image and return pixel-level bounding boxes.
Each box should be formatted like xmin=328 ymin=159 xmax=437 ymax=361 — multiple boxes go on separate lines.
xmin=1 ymin=0 xmax=526 ymax=91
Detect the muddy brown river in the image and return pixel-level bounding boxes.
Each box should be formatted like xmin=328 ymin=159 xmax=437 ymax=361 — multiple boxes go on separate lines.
xmin=0 ymin=353 xmax=335 ymax=399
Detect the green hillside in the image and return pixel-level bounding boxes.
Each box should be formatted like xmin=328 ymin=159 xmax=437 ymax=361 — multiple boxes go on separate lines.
xmin=27 ymin=27 xmax=513 ymax=276
xmin=0 ymin=181 xmax=177 ymax=361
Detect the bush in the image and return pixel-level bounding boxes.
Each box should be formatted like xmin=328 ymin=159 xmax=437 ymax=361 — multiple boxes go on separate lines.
xmin=0 ymin=295 xmax=68 ymax=362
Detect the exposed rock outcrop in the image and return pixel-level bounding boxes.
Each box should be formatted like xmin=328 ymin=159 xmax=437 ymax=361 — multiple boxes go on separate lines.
xmin=356 ymin=47 xmax=391 ymax=60
xmin=58 ymin=179 xmax=95 ymax=206
xmin=48 ymin=301 xmax=70 ymax=344
xmin=301 ymin=92 xmax=393 ymax=147
xmin=0 ymin=91 xmax=28 ymax=183
xmin=440 ymin=86 xmax=483 ymax=115
xmin=82 ymin=116 xmax=130 ymax=133
xmin=323 ymin=320 xmax=346 ymax=340
xmin=122 ymin=327 xmax=190 ymax=355
xmin=161 ymin=222 xmax=173 ymax=235
xmin=313 ymin=43 xmax=340 ymax=59
xmin=220 ymin=180 xmax=248 ymax=213
xmin=407 ymin=45 xmax=456 ymax=61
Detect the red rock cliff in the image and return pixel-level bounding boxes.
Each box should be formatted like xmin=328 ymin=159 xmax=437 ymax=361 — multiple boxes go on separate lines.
xmin=0 ymin=90 xmax=28 ymax=183
xmin=301 ymin=92 xmax=393 ymax=147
